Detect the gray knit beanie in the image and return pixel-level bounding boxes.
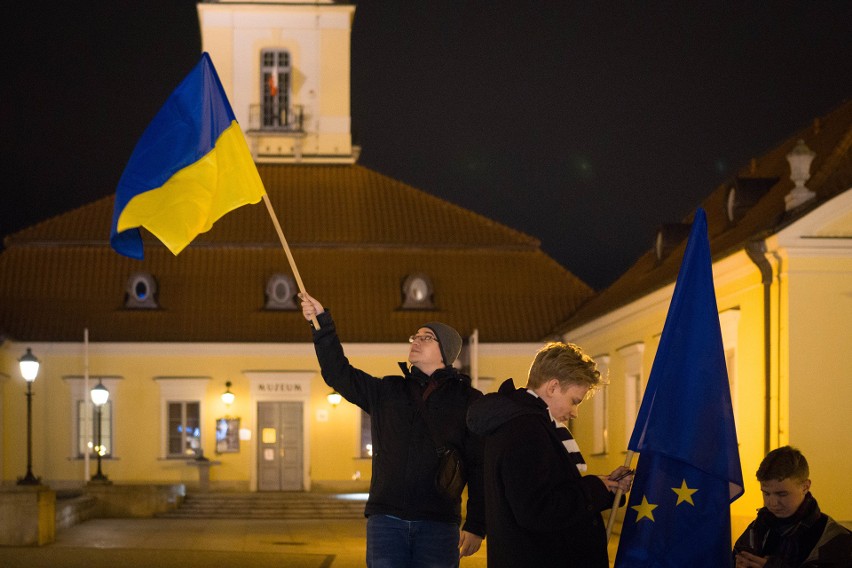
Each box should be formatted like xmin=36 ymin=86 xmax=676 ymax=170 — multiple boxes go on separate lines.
xmin=422 ymin=322 xmax=463 ymax=366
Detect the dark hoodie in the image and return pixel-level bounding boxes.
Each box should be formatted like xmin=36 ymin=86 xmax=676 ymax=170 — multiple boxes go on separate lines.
xmin=310 ymin=310 xmax=486 ymax=537
xmin=467 ymin=378 xmax=614 ymax=568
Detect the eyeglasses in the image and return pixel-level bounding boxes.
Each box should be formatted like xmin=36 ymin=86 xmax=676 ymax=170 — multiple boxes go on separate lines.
xmin=409 ymin=334 xmax=438 ymax=344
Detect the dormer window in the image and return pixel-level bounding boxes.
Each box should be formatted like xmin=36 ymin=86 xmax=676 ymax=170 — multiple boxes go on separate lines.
xmin=265 ymin=274 xmax=297 ymax=310
xmin=654 ymin=223 xmax=692 ymax=263
xmin=401 ymin=273 xmax=435 ymax=309
xmin=125 ymin=272 xmax=158 ymax=309
xmin=725 ymin=186 xmax=737 ymax=223
xmin=725 ymin=177 xmax=778 ymax=224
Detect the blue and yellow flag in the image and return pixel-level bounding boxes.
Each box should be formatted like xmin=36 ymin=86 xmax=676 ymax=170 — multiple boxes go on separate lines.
xmin=614 ymin=208 xmax=743 ymax=567
xmin=110 ymin=52 xmax=265 ymax=259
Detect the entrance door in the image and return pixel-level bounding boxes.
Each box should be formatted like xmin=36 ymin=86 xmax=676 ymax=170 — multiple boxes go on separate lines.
xmin=257 ymin=401 xmax=303 ymax=491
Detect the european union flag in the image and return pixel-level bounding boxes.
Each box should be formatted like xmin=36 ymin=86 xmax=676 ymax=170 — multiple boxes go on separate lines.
xmin=110 ymin=52 xmax=266 ymax=260
xmin=614 ymin=208 xmax=744 ymax=567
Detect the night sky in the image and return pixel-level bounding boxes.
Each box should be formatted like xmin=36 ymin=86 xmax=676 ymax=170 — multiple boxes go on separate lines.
xmin=3 ymin=1 xmax=850 ymax=289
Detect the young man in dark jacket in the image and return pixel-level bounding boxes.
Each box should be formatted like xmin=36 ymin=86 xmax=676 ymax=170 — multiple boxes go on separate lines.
xmin=733 ymin=446 xmax=851 ymax=567
xmin=466 ymin=342 xmax=632 ymax=568
xmin=300 ymin=292 xmax=485 ymax=568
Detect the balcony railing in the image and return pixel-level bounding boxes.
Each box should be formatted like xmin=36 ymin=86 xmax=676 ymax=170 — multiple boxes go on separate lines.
xmin=247 ymin=104 xmax=304 ymax=134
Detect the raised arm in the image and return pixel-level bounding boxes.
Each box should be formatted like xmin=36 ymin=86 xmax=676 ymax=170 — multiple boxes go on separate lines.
xmin=300 ymin=292 xmax=380 ymax=412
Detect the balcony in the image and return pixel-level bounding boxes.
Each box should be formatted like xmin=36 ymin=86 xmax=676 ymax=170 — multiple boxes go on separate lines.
xmin=246 ymin=104 xmax=305 ymax=135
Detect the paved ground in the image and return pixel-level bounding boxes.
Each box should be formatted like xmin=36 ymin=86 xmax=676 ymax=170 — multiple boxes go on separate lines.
xmin=0 ymin=515 xmax=632 ymax=567
xmin=0 ymin=517 xmax=490 ymax=568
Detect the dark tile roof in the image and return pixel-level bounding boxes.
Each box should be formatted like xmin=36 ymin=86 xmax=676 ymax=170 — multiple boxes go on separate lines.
xmin=556 ymin=99 xmax=852 ymax=334
xmin=0 ymin=165 xmax=592 ymax=343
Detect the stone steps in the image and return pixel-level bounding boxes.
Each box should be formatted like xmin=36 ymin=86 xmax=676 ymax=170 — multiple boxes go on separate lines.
xmin=157 ymin=492 xmax=367 ymax=520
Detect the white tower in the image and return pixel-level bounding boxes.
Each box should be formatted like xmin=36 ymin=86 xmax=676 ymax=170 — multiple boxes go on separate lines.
xmin=197 ymin=0 xmax=356 ymax=164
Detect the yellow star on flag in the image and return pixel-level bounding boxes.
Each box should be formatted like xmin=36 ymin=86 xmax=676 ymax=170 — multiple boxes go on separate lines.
xmin=631 ymin=495 xmax=657 ymax=522
xmin=672 ymin=479 xmax=698 ymax=506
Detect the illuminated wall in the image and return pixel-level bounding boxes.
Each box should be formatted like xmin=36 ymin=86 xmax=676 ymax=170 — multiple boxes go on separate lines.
xmin=0 ymin=341 xmax=537 ymax=491
xmin=563 ymin=191 xmax=852 ymax=535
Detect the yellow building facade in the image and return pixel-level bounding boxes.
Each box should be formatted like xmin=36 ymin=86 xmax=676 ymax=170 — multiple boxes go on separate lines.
xmin=0 ymin=340 xmax=543 ymax=492
xmin=561 ymin=133 xmax=852 ymax=535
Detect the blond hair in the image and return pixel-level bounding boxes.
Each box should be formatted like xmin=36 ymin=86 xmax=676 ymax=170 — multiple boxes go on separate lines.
xmin=526 ymin=342 xmax=602 ymax=391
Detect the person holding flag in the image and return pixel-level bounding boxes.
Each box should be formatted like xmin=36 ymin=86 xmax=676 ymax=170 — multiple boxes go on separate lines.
xmin=466 ymin=341 xmax=633 ymax=567
xmin=300 ymin=292 xmax=486 ymax=567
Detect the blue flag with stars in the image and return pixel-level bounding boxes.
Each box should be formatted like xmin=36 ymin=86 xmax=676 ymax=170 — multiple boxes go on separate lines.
xmin=614 ymin=208 xmax=743 ymax=567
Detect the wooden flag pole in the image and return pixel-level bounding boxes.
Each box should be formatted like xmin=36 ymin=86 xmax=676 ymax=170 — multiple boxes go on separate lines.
xmin=606 ymin=450 xmax=634 ymax=542
xmin=262 ymin=194 xmax=319 ymax=330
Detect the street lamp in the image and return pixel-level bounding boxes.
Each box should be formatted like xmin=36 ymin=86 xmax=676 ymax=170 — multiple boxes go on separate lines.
xmin=17 ymin=348 xmax=41 ymax=485
xmin=221 ymin=381 xmax=235 ymax=406
xmin=90 ymin=381 xmax=110 ymax=483
xmin=327 ymin=390 xmax=342 ymax=407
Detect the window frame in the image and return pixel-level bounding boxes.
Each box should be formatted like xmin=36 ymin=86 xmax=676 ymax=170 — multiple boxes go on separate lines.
xmin=719 ymin=308 xmax=741 ymax=417
xmin=359 ymin=409 xmax=373 ymax=459
xmin=77 ymin=399 xmax=113 ymax=458
xmin=154 ymin=377 xmax=210 ymax=459
xmin=260 ymin=49 xmax=293 ymax=131
xmin=590 ymin=355 xmax=610 ymax=456
xmin=167 ymin=400 xmax=202 ymax=458
xmin=63 ymin=376 xmax=121 ymax=460
xmin=617 ymin=342 xmax=645 ymax=448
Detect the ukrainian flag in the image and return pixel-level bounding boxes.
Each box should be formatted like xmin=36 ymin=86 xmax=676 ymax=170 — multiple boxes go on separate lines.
xmin=110 ymin=52 xmax=266 ymax=259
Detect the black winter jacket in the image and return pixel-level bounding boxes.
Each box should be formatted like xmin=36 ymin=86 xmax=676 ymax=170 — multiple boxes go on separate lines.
xmin=466 ymin=378 xmax=615 ymax=567
xmin=311 ymin=311 xmax=486 ymax=537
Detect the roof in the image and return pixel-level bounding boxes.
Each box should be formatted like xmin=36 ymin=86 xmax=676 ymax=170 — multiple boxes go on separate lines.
xmin=0 ymin=164 xmax=592 ymax=343
xmin=557 ymin=98 xmax=852 ymax=333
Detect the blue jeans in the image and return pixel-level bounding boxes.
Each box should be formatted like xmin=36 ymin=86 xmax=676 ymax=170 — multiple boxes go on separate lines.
xmin=366 ymin=514 xmax=460 ymax=568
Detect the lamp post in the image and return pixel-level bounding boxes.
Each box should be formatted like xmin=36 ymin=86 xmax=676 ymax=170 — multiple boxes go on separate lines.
xmin=17 ymin=348 xmax=41 ymax=485
xmin=90 ymin=381 xmax=110 ymax=482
